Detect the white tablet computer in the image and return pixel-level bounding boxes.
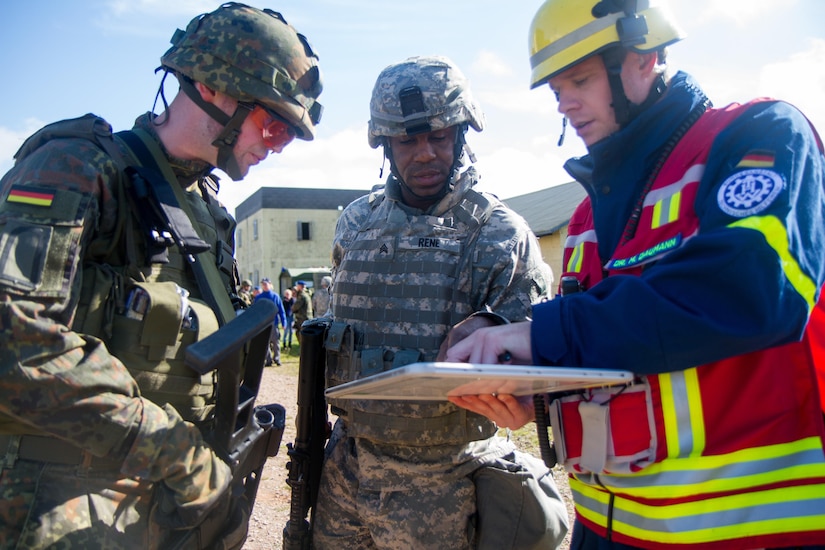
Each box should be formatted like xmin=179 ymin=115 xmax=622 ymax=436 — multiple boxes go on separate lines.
xmin=324 ymin=362 xmax=634 ymax=401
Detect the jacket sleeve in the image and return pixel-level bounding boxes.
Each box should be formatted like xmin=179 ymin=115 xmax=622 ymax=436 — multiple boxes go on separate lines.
xmin=473 ymin=203 xmax=555 ymax=322
xmin=0 ymin=138 xmax=228 ymax=503
xmin=532 ymin=101 xmax=825 ymax=373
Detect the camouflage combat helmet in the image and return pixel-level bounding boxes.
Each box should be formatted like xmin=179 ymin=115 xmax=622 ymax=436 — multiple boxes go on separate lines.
xmin=368 ymin=55 xmax=484 ymax=149
xmin=162 ymin=2 xmax=323 ymax=140
xmin=160 ymin=3 xmax=323 ymax=180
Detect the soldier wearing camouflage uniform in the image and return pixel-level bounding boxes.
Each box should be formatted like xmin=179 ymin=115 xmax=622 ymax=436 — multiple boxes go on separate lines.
xmin=0 ymin=3 xmax=321 ymax=549
xmin=314 ymin=56 xmax=568 ymax=549
xmin=238 ymin=278 xmax=255 ymax=307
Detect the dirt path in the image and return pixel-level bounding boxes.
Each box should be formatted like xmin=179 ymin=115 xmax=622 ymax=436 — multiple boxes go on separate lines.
xmin=243 ymin=349 xmax=574 ymax=549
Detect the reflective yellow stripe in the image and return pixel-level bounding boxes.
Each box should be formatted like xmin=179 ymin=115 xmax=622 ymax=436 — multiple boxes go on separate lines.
xmin=730 ymin=215 xmax=817 ymax=311
xmin=652 ymin=199 xmax=664 ymax=229
xmin=577 ymin=437 xmax=825 ymax=499
xmin=659 ymin=369 xmax=705 ymax=459
xmin=651 ymin=190 xmax=682 ymax=229
xmin=566 ymin=242 xmax=584 ymax=273
xmin=572 ymin=478 xmax=825 ymax=545
xmin=659 ymin=372 xmax=681 ymax=457
xmin=564 ymin=229 xmax=597 ymax=274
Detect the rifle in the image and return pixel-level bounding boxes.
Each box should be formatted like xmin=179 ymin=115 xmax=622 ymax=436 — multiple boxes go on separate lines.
xmin=283 ymin=317 xmax=332 ymax=550
xmin=170 ymin=298 xmax=286 ymax=549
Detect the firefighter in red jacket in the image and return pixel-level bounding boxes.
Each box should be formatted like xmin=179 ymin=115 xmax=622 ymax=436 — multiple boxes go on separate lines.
xmin=446 ymin=0 xmax=825 ymax=548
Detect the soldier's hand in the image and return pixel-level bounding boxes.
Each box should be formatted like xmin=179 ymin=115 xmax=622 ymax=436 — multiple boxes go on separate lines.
xmin=436 ymin=313 xmax=502 ymax=361
xmin=151 ymin=451 xmax=232 ymax=530
xmin=125 ymin=403 xmax=232 ymax=530
xmin=448 ymin=393 xmax=535 ymax=430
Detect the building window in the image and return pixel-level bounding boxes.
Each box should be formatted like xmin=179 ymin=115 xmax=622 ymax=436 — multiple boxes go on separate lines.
xmin=253 ymin=219 xmax=259 ymax=241
xmin=237 ymin=228 xmax=243 ymax=248
xmin=297 ymin=221 xmax=311 ymax=241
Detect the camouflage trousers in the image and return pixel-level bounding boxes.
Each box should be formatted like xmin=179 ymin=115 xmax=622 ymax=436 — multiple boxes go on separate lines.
xmin=311 ymin=418 xmax=513 ymax=550
xmin=0 ymin=459 xmax=172 ymax=549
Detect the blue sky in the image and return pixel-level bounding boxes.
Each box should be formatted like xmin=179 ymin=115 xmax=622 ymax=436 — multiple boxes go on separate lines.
xmin=2 ymin=0 xmax=824 ymax=215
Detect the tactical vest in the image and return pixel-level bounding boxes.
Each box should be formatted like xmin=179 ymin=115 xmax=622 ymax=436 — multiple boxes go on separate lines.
xmin=558 ymin=101 xmax=825 ymax=548
xmin=327 ymin=174 xmax=499 ymax=446
xmin=6 ymin=114 xmax=238 ymax=425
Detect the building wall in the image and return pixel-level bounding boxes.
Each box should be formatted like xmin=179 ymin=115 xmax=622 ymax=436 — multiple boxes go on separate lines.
xmin=235 ymin=207 xmax=342 ymax=285
xmin=536 ymin=226 xmax=569 ymax=295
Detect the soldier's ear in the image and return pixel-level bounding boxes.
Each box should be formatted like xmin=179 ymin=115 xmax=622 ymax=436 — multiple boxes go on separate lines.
xmin=193 ymin=81 xmax=220 ymax=103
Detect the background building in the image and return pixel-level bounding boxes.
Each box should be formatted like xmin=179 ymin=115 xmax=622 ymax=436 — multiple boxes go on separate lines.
xmin=503 ymin=181 xmax=586 ymax=284
xmin=234 ymin=182 xmax=585 ymax=295
xmin=234 ymin=187 xmax=366 ymax=292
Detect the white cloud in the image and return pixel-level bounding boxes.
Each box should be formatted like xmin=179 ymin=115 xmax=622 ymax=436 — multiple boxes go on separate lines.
xmin=471 ymin=50 xmax=514 ymax=78
xmin=0 ymin=118 xmax=47 ymax=175
xmin=219 ymin=124 xmax=380 ymax=214
xmin=474 ymin=145 xmax=573 ymax=200
xmin=757 ymin=38 xmax=825 ymax=134
xmin=698 ymin=0 xmax=798 ymax=26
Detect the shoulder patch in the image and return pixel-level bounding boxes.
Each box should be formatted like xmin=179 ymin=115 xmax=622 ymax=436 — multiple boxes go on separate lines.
xmin=717 ymin=168 xmax=784 ymax=217
xmin=6 ymin=184 xmax=55 ymax=207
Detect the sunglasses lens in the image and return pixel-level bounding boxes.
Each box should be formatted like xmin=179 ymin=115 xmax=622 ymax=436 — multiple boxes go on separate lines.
xmin=251 ymin=105 xmax=295 ymax=149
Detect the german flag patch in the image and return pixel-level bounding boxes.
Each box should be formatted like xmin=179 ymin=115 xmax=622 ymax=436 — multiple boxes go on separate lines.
xmin=6 ymin=185 xmax=56 ymax=207
xmin=736 ymin=150 xmax=775 ymax=168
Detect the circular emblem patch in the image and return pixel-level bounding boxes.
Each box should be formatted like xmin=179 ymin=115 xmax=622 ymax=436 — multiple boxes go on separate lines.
xmin=717 ymin=168 xmax=784 ymax=217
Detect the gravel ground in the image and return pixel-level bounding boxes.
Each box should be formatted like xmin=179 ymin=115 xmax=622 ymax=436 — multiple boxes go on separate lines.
xmin=244 ymin=348 xmax=575 ymax=549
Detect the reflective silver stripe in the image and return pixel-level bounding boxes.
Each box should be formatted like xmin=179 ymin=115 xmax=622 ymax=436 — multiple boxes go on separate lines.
xmin=530 ymin=14 xmax=621 ymax=71
xmin=667 ymin=371 xmax=695 ymax=456
xmin=564 ymin=228 xmax=597 ymax=248
xmin=572 ymin=479 xmax=825 ymax=540
xmin=575 ymin=445 xmax=825 ymax=494
xmin=644 ymin=164 xmax=704 ymax=206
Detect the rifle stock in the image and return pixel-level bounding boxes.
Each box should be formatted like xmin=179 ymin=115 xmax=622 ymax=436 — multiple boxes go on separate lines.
xmin=283 ymin=317 xmax=332 ymax=550
xmin=171 ymin=299 xmax=286 ymax=549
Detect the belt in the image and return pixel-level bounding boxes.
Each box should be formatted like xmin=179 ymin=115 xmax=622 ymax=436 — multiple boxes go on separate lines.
xmin=0 ymin=434 xmax=122 ymax=469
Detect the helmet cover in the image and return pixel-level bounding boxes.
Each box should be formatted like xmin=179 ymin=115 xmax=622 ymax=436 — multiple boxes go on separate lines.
xmin=368 ymin=55 xmax=484 ymax=148
xmin=161 ymin=2 xmax=323 ymax=139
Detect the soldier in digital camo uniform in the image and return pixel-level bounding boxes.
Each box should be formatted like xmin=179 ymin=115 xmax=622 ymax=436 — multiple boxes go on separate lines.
xmin=314 ymin=56 xmax=568 ymax=549
xmin=0 ymin=3 xmax=322 ymax=549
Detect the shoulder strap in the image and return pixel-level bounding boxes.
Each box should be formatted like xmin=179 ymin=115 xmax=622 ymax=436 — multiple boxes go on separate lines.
xmin=116 ymin=129 xmax=236 ymax=325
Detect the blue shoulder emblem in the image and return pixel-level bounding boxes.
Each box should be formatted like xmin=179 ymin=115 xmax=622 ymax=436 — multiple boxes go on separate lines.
xmin=717 ymin=168 xmax=784 ymax=217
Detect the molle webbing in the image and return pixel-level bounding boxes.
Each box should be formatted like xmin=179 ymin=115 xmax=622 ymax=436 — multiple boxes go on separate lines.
xmin=116 ymin=129 xmax=236 ymax=325
xmin=328 ymin=183 xmax=497 ymax=444
xmin=345 ymin=407 xmax=497 ymax=446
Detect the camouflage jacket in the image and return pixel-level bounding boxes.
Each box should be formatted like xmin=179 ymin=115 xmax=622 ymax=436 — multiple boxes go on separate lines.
xmin=0 ymin=113 xmax=232 ymax=486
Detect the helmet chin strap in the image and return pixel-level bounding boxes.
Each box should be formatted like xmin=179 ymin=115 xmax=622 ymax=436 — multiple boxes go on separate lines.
xmin=178 ymin=75 xmax=252 ymax=180
xmin=600 ymin=49 xmax=667 ymax=128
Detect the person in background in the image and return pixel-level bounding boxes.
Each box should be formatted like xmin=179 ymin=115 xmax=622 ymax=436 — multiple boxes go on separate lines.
xmin=313 ymin=55 xmax=567 ymax=549
xmin=0 ymin=3 xmax=322 ymax=548
xmin=291 ymin=280 xmax=312 ymax=346
xmin=445 ymin=1 xmax=825 ymax=548
xmin=282 ymin=287 xmax=296 ymax=350
xmin=312 ymin=275 xmax=333 ymax=317
xmin=238 ymin=278 xmax=254 ymax=307
xmin=254 ymin=277 xmax=287 ymax=366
